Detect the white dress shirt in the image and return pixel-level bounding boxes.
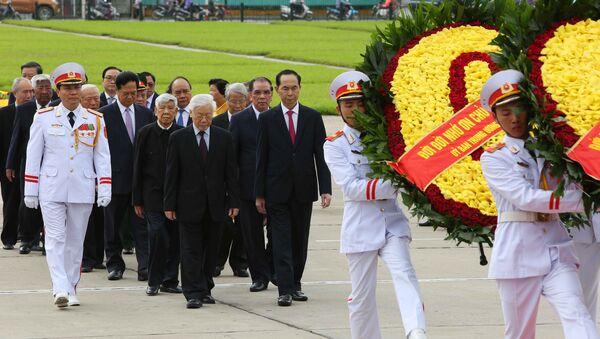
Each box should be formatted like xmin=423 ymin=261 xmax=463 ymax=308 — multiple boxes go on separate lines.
xmin=146 ymin=92 xmax=155 ymax=109
xmin=116 ymin=99 xmax=135 ymax=131
xmin=251 ymin=104 xmax=262 ymax=120
xmin=192 ymin=124 xmax=210 ymax=150
xmin=177 ymin=106 xmax=190 ymax=126
xmin=281 ymin=102 xmax=299 ymax=133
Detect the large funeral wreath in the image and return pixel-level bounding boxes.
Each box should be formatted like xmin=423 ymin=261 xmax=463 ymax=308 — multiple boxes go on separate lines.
xmin=355 ymin=0 xmax=600 ymax=259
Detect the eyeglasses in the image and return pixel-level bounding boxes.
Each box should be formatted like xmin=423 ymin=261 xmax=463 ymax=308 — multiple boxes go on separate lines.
xmin=103 ymin=76 xmax=117 ymax=82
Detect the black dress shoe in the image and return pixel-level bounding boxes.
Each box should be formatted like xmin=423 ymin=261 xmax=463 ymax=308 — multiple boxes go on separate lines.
xmin=160 ymin=285 xmax=182 ymax=294
xmin=81 ymin=266 xmax=93 ymax=273
xmin=146 ymin=286 xmax=159 ymax=296
xmin=186 ymin=299 xmax=202 ymax=309
xmin=277 ymin=294 xmax=292 ymax=306
xmin=94 ymin=263 xmax=106 ymax=269
xmin=31 ymin=245 xmax=43 ymax=251
xmin=201 ymin=295 xmax=216 ymax=304
xmin=292 ymin=291 xmax=308 ymax=301
xmin=137 ymin=270 xmax=148 ymax=281
xmin=123 ymin=248 xmax=134 ymax=255
xmin=213 ymin=267 xmax=222 ymax=277
xmin=2 ymin=244 xmax=14 ymax=250
xmin=291 ymin=290 xmax=308 ymax=301
xmin=249 ymin=281 xmax=268 ymax=292
xmin=233 ymin=269 xmax=249 ymax=278
xmin=19 ymin=245 xmax=31 ymax=255
xmin=418 ymin=220 xmax=433 ymax=226
xmin=107 ymin=270 xmax=123 ymax=280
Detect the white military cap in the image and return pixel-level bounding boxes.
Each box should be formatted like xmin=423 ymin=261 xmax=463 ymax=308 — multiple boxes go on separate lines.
xmin=480 ymin=69 xmax=525 ymax=112
xmin=51 ymin=62 xmax=86 ymax=87
xmin=329 ymin=71 xmax=370 ymax=101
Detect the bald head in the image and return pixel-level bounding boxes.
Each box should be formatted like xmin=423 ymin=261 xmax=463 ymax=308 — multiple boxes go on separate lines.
xmin=80 ymin=84 xmax=101 ymax=110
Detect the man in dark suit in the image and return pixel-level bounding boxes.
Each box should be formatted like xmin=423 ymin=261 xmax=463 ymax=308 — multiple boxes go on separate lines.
xmin=99 ymin=71 xmax=154 ymax=281
xmin=255 ymin=69 xmax=332 ymax=306
xmin=140 ymin=71 xmax=158 ymax=111
xmin=230 ymin=76 xmax=275 ymax=292
xmin=167 ymin=76 xmax=193 ymax=127
xmin=1 ymin=78 xmax=33 ymax=250
xmin=133 ymin=93 xmax=183 ymax=296
xmin=212 ymin=83 xmax=249 ymax=279
xmin=5 ymin=75 xmax=53 ymax=254
xmin=99 ymin=66 xmax=122 ymax=107
xmin=164 ymin=94 xmax=239 ymax=309
xmin=7 ymin=62 xmax=57 ymax=105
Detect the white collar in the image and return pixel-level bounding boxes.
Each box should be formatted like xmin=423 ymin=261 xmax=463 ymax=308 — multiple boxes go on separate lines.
xmin=280 ymin=102 xmax=299 ymax=114
xmin=193 ymin=124 xmax=210 ymax=136
xmin=117 ymin=99 xmax=134 ymax=114
xmin=157 ymin=121 xmax=173 ymax=130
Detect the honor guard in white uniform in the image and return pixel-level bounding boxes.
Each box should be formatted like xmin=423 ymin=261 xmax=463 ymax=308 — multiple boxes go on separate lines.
xmin=323 ymin=71 xmax=427 ymax=339
xmin=479 ymin=70 xmax=598 ymax=338
xmin=572 ymin=214 xmax=600 ymax=325
xmin=24 ymin=63 xmax=111 ymax=308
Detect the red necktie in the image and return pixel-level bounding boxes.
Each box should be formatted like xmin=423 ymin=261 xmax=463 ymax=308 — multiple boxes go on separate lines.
xmin=199 ymin=131 xmax=208 ymax=161
xmin=287 ymin=110 xmax=296 ymax=144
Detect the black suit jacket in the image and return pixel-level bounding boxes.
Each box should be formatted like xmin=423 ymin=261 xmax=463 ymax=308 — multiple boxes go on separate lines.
xmin=164 ymin=125 xmax=239 ymax=223
xmin=147 ymin=92 xmax=158 ymax=111
xmin=100 ymin=92 xmax=118 ymax=108
xmin=0 ymin=104 xmax=16 ymax=172
xmin=255 ymin=104 xmax=331 ymax=203
xmin=230 ymin=106 xmax=260 ymax=201
xmin=5 ymin=99 xmax=39 ymax=171
xmin=212 ymin=111 xmax=230 ymax=130
xmin=99 ymin=102 xmax=154 ymax=195
xmin=132 ymin=122 xmax=182 ymax=212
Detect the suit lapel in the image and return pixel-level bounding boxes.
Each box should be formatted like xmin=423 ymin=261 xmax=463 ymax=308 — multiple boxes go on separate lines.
xmin=206 ymin=126 xmax=215 ymax=165
xmin=188 ymin=126 xmax=204 ymax=165
xmin=275 ymin=106 xmax=293 ymax=148
xmin=294 ymin=104 xmax=307 ymax=149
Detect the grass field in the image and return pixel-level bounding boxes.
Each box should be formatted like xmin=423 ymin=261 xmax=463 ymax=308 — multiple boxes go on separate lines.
xmin=0 ymin=23 xmax=351 ymax=113
xmin=5 ymin=20 xmax=389 ymax=67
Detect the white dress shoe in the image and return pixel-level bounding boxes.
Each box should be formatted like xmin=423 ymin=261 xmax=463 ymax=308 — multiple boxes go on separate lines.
xmin=54 ymin=292 xmax=69 ymax=308
xmin=68 ymin=295 xmax=80 ymax=306
xmin=407 ymin=328 xmax=427 ymax=339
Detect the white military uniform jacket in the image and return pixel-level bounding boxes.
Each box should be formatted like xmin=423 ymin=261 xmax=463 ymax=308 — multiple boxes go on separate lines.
xmin=481 ymin=135 xmax=584 ymax=279
xmin=24 ymin=104 xmax=111 ymax=204
xmin=324 ymin=124 xmax=410 ymax=254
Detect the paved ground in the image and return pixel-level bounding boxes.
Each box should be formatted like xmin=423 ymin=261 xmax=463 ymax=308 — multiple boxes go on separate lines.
xmin=0 ymin=116 xmax=576 ymax=338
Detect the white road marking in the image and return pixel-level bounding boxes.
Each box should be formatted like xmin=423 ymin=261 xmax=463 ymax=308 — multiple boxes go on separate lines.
xmin=0 ymin=277 xmax=492 ymax=295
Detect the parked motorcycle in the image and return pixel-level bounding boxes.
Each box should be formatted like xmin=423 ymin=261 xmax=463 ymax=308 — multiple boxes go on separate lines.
xmin=326 ymin=0 xmax=357 ymax=20
xmin=88 ymin=0 xmax=119 ymax=20
xmin=280 ymin=1 xmax=312 ymax=21
xmin=206 ymin=0 xmax=226 ymax=20
xmin=0 ymin=0 xmax=22 ymax=20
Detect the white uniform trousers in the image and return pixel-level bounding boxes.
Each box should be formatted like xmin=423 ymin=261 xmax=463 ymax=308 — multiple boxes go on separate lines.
xmin=496 ymin=250 xmax=599 ymax=339
xmin=346 ymin=234 xmax=426 ymax=339
xmin=575 ymin=242 xmax=600 ymax=323
xmin=40 ymin=201 xmax=92 ymax=296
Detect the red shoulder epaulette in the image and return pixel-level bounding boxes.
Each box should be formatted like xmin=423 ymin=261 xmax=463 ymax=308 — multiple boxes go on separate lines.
xmin=325 ymin=130 xmax=344 ymax=142
xmin=36 ymin=106 xmax=54 ymax=114
xmin=87 ymin=108 xmax=103 ymax=117
xmin=485 ymin=142 xmax=505 ymax=153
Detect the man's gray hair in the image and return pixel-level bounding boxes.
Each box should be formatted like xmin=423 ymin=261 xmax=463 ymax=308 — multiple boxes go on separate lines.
xmin=31 ymin=74 xmax=51 ymax=89
xmin=81 ymin=84 xmax=100 ymax=94
xmin=189 ymin=94 xmax=216 ymax=112
xmin=12 ymin=77 xmax=31 ymax=92
xmin=225 ymin=83 xmax=248 ymax=99
xmin=155 ymin=93 xmax=177 ymax=107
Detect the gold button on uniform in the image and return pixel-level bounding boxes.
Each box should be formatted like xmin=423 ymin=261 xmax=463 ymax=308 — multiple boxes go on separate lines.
xmin=380 ymin=208 xmax=384 ymax=212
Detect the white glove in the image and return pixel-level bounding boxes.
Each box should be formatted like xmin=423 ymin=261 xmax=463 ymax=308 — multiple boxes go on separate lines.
xmin=97 ymin=196 xmax=111 ymax=207
xmin=24 ymin=196 xmax=39 ymax=209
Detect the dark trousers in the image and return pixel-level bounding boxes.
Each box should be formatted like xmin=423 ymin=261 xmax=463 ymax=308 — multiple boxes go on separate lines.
xmin=146 ymin=211 xmax=179 ymax=288
xmin=83 ymin=204 xmax=104 ymax=267
xmin=216 ymin=214 xmax=247 ymax=272
xmin=17 ymin=164 xmax=43 ymax=245
xmin=267 ymin=199 xmax=312 ymax=295
xmin=180 ymin=211 xmax=223 ymax=300
xmin=0 ymin=175 xmax=20 ymax=246
xmin=239 ymin=199 xmax=271 ymax=284
xmin=104 ymin=193 xmax=148 ymax=272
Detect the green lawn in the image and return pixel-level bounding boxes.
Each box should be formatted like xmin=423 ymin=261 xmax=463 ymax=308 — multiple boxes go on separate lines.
xmin=5 ymin=20 xmax=389 ymax=67
xmin=0 ymin=24 xmax=344 ymax=114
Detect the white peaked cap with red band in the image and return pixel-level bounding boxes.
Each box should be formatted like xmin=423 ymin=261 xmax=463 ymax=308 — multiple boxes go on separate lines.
xmin=480 ymin=69 xmax=525 ymax=112
xmin=51 ymin=62 xmax=86 ymax=87
xmin=329 ymin=71 xmax=370 ymax=101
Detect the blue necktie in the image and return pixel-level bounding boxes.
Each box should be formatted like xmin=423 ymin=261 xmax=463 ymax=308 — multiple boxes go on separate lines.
xmin=177 ymin=109 xmax=185 ymax=126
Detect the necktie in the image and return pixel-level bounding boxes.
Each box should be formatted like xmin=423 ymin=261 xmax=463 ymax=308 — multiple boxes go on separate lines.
xmin=68 ymin=111 xmax=75 ymax=128
xmin=108 ymin=97 xmax=115 ymax=105
xmin=124 ymin=107 xmax=134 ymax=143
xmin=287 ymin=110 xmax=296 ymax=144
xmin=199 ymin=131 xmax=208 ymax=161
xmin=177 ymin=109 xmax=185 ymax=126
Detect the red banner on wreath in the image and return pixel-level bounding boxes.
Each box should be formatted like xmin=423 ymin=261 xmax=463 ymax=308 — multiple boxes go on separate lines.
xmin=388 ymin=100 xmax=501 ymax=191
xmin=567 ymin=122 xmax=600 ymax=181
